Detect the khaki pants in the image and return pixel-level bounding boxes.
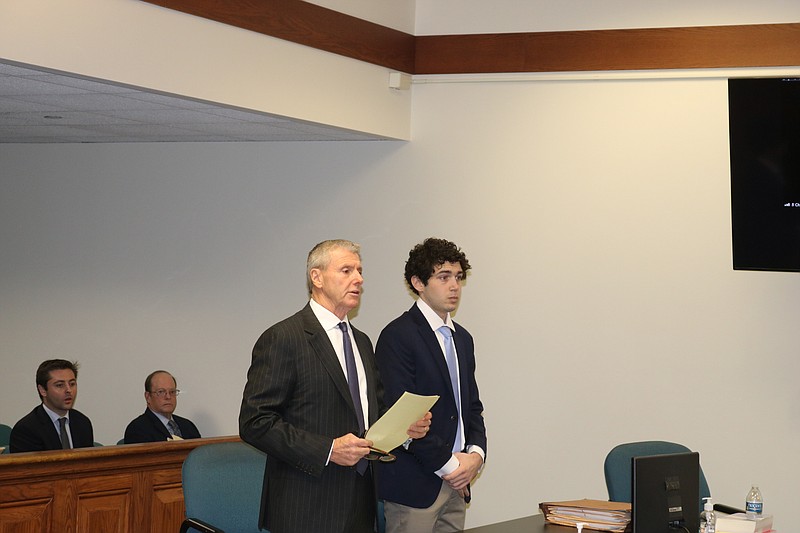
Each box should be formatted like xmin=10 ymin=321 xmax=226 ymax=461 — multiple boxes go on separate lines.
xmin=384 ymin=482 xmax=466 ymax=533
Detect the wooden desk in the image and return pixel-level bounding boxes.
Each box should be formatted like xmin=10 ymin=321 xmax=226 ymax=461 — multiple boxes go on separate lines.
xmin=0 ymin=435 xmax=238 ymax=533
xmin=464 ymin=513 xmax=575 ymax=533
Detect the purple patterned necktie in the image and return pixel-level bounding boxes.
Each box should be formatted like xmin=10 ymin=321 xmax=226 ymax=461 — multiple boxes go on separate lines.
xmin=339 ymin=322 xmax=367 ymax=474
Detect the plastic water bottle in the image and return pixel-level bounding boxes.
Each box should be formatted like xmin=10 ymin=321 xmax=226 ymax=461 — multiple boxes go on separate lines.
xmin=745 ymin=485 xmax=763 ymax=518
xmin=700 ymin=497 xmax=716 ymax=533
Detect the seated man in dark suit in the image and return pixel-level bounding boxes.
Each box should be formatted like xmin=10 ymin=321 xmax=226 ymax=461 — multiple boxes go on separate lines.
xmin=10 ymin=359 xmax=94 ymax=452
xmin=124 ymin=370 xmax=201 ymax=443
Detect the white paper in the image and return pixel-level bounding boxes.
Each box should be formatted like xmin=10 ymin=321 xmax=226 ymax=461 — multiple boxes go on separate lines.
xmin=365 ymin=392 xmax=438 ymax=452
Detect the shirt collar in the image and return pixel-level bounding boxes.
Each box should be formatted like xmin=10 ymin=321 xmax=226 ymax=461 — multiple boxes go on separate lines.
xmin=149 ymin=409 xmax=173 ymax=426
xmin=310 ymin=298 xmax=348 ymax=331
xmin=416 ymin=298 xmax=455 ymax=332
xmin=41 ymin=403 xmax=68 ymax=423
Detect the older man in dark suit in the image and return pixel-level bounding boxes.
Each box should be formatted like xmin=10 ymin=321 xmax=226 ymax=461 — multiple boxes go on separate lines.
xmin=10 ymin=359 xmax=94 ymax=453
xmin=375 ymin=238 xmax=487 ymax=533
xmin=239 ymin=239 xmax=431 ymax=533
xmin=124 ymin=370 xmax=201 ymax=444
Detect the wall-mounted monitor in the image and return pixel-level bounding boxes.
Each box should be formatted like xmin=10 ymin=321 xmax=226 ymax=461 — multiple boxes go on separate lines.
xmin=729 ymin=77 xmax=800 ymax=272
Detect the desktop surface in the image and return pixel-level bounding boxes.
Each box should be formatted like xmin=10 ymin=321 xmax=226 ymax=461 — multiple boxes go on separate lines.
xmin=463 ymin=513 xmax=575 ymax=533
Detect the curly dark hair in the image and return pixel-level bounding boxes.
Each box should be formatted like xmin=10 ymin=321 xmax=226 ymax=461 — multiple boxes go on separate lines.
xmin=404 ymin=238 xmax=471 ymax=295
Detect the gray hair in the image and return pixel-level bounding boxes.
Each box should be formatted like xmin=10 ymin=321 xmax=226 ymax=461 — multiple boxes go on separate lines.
xmin=306 ymin=239 xmax=361 ymax=294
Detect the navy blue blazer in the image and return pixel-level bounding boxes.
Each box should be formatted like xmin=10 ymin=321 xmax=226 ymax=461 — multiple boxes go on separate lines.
xmin=10 ymin=404 xmax=94 ymax=453
xmin=124 ymin=409 xmax=201 ymax=444
xmin=374 ymin=303 xmax=487 ymax=508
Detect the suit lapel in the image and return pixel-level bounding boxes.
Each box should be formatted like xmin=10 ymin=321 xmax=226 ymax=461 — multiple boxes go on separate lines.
xmin=145 ymin=409 xmax=171 ymax=440
xmin=409 ymin=305 xmax=457 ymax=405
xmin=352 ymin=328 xmax=380 ymax=425
xmin=35 ymin=404 xmax=63 ymax=450
xmin=299 ymin=304 xmax=356 ymax=416
xmin=451 ymin=327 xmax=471 ymax=415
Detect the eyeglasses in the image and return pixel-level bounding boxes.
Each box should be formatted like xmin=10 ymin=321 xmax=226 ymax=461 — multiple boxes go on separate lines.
xmin=150 ymin=389 xmax=180 ymax=398
xmin=364 ymin=446 xmax=396 ymax=463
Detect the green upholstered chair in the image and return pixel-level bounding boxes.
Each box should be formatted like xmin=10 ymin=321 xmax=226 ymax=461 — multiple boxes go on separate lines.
xmin=604 ymin=440 xmax=741 ymax=514
xmin=0 ymin=424 xmax=11 ymax=448
xmin=179 ymin=441 xmax=267 ymax=533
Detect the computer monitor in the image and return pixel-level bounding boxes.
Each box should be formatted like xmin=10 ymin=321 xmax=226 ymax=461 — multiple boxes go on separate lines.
xmin=632 ymin=452 xmax=700 ymax=533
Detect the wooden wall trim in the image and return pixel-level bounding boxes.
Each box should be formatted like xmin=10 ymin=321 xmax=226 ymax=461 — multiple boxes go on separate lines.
xmin=0 ymin=436 xmax=239 ymax=484
xmin=140 ymin=0 xmax=416 ymax=73
xmin=139 ymin=1 xmax=800 ymax=74
xmin=415 ymin=23 xmax=800 ymax=74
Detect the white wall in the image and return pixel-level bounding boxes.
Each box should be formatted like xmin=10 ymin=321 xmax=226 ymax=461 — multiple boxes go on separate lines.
xmin=0 ymin=0 xmax=412 ymax=139
xmin=2 ymin=71 xmax=798 ymax=527
xmin=415 ymin=0 xmax=800 ymax=34
xmin=306 ymin=0 xmax=416 ymax=33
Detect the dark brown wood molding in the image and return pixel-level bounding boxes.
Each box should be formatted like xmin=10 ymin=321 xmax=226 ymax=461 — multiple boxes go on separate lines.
xmin=415 ymin=23 xmax=800 ymax=74
xmin=140 ymin=0 xmax=416 ymax=73
xmin=139 ymin=1 xmax=800 ymax=74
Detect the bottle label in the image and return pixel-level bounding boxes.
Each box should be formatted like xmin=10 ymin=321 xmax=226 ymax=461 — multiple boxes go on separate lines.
xmin=746 ymin=501 xmax=763 ymax=514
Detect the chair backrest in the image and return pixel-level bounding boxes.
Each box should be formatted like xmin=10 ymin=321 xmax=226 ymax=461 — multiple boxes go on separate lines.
xmin=182 ymin=441 xmax=267 ymax=533
xmin=0 ymin=424 xmax=11 ymax=447
xmin=604 ymin=441 xmax=711 ymax=506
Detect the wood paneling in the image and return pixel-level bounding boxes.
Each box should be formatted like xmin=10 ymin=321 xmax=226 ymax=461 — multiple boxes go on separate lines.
xmin=0 ymin=436 xmax=238 ymax=533
xmin=0 ymin=484 xmax=54 ymax=533
xmin=138 ymin=0 xmax=800 ymax=74
xmin=415 ymin=23 xmax=800 ymax=74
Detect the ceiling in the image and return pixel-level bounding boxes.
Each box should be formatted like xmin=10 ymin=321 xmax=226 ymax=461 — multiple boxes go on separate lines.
xmin=0 ymin=62 xmax=387 ymax=143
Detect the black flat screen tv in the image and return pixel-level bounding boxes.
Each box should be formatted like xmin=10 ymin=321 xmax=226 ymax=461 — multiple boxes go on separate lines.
xmin=632 ymin=451 xmax=700 ymax=533
xmin=729 ymin=77 xmax=800 ymax=272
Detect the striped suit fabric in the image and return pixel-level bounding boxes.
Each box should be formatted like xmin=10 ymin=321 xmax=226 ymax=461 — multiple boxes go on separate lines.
xmin=239 ymin=303 xmax=383 ymax=533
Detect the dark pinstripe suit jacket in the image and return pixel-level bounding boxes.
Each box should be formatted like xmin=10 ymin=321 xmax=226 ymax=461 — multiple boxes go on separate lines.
xmin=239 ymin=303 xmax=383 ymax=533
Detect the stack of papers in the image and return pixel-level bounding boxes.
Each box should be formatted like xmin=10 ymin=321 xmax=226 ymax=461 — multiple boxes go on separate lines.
xmin=539 ymin=499 xmax=631 ymax=532
xmin=716 ymin=513 xmax=774 ymax=533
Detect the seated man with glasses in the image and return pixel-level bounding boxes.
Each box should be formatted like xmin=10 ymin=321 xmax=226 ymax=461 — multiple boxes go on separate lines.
xmin=123 ymin=370 xmax=201 ymax=444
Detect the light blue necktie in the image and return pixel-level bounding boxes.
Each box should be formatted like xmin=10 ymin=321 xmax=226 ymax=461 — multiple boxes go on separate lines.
xmin=438 ymin=326 xmax=463 ymax=452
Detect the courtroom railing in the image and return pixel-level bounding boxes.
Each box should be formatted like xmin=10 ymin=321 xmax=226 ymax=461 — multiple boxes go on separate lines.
xmin=0 ymin=435 xmax=240 ymax=533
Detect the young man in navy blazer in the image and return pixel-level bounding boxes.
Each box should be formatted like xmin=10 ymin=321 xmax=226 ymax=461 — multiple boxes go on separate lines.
xmin=375 ymin=238 xmax=487 ymax=533
xmin=124 ymin=370 xmax=201 ymax=444
xmin=10 ymin=359 xmax=94 ymax=453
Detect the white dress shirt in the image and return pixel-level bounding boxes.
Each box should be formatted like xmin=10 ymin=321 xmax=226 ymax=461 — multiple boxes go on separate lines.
xmin=42 ymin=403 xmax=73 ymax=448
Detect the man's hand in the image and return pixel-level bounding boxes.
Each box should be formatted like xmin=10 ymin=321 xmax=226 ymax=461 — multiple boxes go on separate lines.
xmin=406 ymin=411 xmax=432 ymax=440
xmin=441 ymin=451 xmax=482 ymax=491
xmin=330 ymin=433 xmax=372 ymax=466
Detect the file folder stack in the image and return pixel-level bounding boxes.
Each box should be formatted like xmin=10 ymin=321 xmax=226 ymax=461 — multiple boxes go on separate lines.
xmin=539 ymin=499 xmax=632 ymax=532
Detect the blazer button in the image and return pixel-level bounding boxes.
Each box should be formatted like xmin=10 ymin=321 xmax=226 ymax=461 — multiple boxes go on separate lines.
xmin=450 ymin=415 xmax=456 ymax=421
